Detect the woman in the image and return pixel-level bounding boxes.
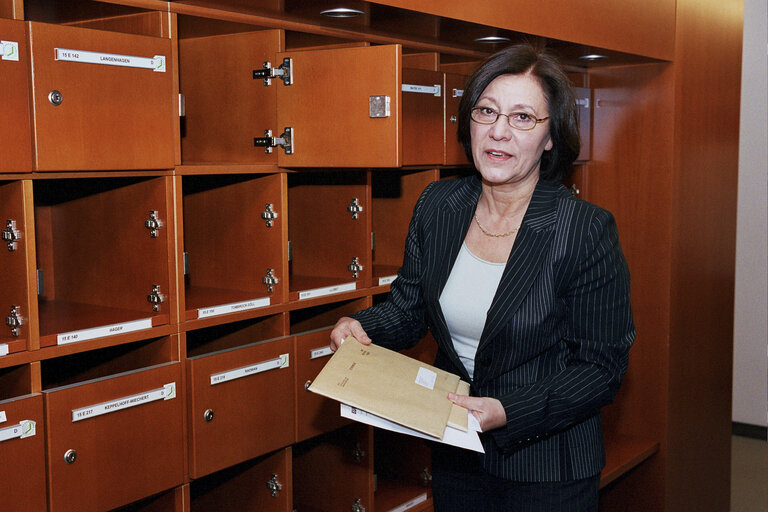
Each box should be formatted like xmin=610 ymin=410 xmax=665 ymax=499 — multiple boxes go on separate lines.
xmin=330 ymin=44 xmax=634 ymax=511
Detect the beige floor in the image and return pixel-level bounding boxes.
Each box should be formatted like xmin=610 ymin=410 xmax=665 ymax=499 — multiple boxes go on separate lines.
xmin=731 ymin=435 xmax=768 ymax=511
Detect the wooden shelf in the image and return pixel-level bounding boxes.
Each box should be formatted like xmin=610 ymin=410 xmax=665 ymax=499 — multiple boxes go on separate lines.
xmin=600 ymin=437 xmax=660 ymax=489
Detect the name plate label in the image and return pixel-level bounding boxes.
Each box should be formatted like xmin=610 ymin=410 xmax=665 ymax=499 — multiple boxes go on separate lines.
xmin=310 ymin=346 xmax=333 ymax=360
xmin=378 ymin=275 xmax=397 ymax=286
xmin=402 ymin=83 xmax=441 ymax=96
xmin=299 ymin=282 xmax=356 ymax=300
xmin=388 ymin=493 xmax=428 ymax=512
xmin=55 ymin=48 xmax=166 ymax=72
xmin=57 ymin=318 xmax=153 ymax=345
xmin=210 ymin=354 xmax=290 ymax=386
xmin=0 ymin=420 xmax=36 ymax=443
xmin=72 ymin=382 xmax=176 ymax=423
xmin=0 ymin=344 xmax=8 ymax=356
xmin=197 ymin=297 xmax=270 ymax=319
xmin=1 ymin=40 xmax=19 ymax=61
xmin=0 ymin=411 xmax=6 ymax=423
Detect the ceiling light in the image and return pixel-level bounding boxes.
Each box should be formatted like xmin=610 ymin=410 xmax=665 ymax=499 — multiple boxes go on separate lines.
xmin=320 ymin=7 xmax=365 ymax=18
xmin=579 ymin=54 xmax=608 ymax=61
xmin=474 ymin=36 xmax=511 ymax=44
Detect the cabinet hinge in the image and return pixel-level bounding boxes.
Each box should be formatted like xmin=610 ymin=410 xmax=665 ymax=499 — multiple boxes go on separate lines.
xmin=253 ymin=58 xmax=293 ymax=86
xmin=254 ymin=127 xmax=293 ymax=155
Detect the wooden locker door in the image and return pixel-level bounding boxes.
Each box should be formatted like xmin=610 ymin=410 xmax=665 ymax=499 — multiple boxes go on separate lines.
xmin=28 ymin=22 xmax=174 ymax=171
xmin=275 ymin=44 xmax=401 ymax=167
xmin=402 ymin=68 xmax=444 ymax=166
xmin=0 ymin=19 xmax=33 ymax=173
xmin=0 ymin=181 xmax=34 ymax=353
xmin=44 ymin=363 xmax=184 ymax=512
xmin=0 ymin=394 xmax=47 ymax=511
xmin=444 ymin=73 xmax=471 ymax=166
xmin=293 ymin=424 xmax=374 ymax=512
xmin=183 ymin=173 xmax=287 ymax=320
xmin=179 ymin=30 xmax=283 ymax=165
xmin=295 ymin=328 xmax=351 ymax=442
xmin=187 ymin=336 xmax=295 ymax=479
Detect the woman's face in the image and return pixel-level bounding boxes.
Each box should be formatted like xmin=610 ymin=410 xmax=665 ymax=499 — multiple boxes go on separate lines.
xmin=470 ymin=73 xmax=553 ymax=188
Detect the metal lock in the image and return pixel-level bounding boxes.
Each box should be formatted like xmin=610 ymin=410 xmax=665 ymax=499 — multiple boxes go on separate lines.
xmin=347 ymin=198 xmax=363 ymax=219
xmin=203 ymin=409 xmax=214 ymax=422
xmin=263 ymin=268 xmax=279 ymax=293
xmin=261 ymin=203 xmax=278 ymax=227
xmin=348 ymin=257 xmax=363 ymax=279
xmin=304 ymin=380 xmax=312 ymax=391
xmin=266 ymin=473 xmax=283 ymax=497
xmin=6 ymin=306 xmax=23 ymax=337
xmin=2 ymin=220 xmax=20 ymax=251
xmin=48 ymin=90 xmax=63 ymax=106
xmin=64 ymin=449 xmax=77 ymax=464
xmin=420 ymin=467 xmax=432 ymax=486
xmin=351 ymin=442 xmax=365 ymax=463
xmin=369 ymin=95 xmax=390 ymax=118
xmin=145 ymin=210 xmax=162 ymax=238
xmin=351 ymin=498 xmax=366 ymax=512
xmin=450 ymin=115 xmax=458 ymax=124
xmin=147 ymin=285 xmax=165 ymax=312
xmin=569 ymin=183 xmax=580 ymax=196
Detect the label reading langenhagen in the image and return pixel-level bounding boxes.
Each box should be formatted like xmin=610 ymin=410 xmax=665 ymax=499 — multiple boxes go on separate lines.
xmin=210 ymin=354 xmax=290 ymax=386
xmin=1 ymin=41 xmax=19 ymax=61
xmin=71 ymin=382 xmax=176 ymax=423
xmin=55 ymin=48 xmax=166 ymax=72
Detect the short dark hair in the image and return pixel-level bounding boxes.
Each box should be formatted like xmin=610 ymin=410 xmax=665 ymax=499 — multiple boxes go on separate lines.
xmin=457 ymin=43 xmax=580 ymax=182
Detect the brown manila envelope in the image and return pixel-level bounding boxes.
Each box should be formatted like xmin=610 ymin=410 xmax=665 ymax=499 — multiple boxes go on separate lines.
xmin=308 ymin=336 xmax=469 ymax=439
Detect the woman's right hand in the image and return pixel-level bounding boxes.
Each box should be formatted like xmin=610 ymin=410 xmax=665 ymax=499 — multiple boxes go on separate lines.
xmin=330 ymin=317 xmax=372 ymax=351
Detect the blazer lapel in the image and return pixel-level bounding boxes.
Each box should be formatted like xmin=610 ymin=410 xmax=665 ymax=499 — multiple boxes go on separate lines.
xmin=477 ymin=181 xmax=560 ymax=352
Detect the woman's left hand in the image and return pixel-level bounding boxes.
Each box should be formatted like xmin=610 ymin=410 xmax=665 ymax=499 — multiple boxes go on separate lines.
xmin=448 ymin=393 xmax=507 ymax=432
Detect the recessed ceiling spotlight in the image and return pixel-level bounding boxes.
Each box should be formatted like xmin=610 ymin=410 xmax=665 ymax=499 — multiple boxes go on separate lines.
xmin=474 ymin=36 xmax=511 ymax=44
xmin=320 ymin=7 xmax=365 ymax=18
xmin=579 ymin=54 xmax=608 ymax=61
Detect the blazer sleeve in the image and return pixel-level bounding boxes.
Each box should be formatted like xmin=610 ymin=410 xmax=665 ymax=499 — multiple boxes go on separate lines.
xmin=349 ymin=182 xmax=435 ymax=351
xmin=489 ymin=207 xmax=635 ymax=452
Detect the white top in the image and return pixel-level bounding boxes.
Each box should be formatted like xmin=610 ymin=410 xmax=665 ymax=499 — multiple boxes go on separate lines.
xmin=438 ymin=242 xmax=506 ymax=379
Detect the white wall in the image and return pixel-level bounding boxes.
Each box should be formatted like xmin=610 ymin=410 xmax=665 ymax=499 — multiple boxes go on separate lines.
xmin=733 ymin=0 xmax=768 ymax=428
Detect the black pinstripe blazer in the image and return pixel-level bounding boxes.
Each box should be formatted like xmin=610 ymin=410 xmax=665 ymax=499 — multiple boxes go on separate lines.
xmin=352 ymin=175 xmax=635 ymax=482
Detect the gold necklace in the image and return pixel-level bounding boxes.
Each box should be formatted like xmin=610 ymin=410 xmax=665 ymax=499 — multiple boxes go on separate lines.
xmin=473 ymin=213 xmax=519 ymax=238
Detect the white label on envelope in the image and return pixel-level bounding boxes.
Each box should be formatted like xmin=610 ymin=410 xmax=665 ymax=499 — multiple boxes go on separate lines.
xmin=298 ymin=282 xmax=356 ymax=300
xmin=55 ymin=48 xmax=166 ymax=72
xmin=415 ymin=367 xmax=437 ymax=390
xmin=0 ymin=344 xmax=8 ymax=356
xmin=197 ymin=297 xmax=270 ymax=319
xmin=210 ymin=353 xmax=289 ymax=386
xmin=71 ymin=382 xmax=176 ymax=422
xmin=57 ymin=318 xmax=153 ymax=345
xmin=1 ymin=41 xmax=19 ymax=61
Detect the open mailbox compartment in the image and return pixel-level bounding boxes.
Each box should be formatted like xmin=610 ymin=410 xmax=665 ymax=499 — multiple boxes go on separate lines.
xmin=33 ymin=176 xmax=176 ymax=348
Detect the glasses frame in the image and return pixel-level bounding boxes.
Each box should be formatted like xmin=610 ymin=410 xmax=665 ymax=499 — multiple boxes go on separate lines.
xmin=470 ymin=106 xmax=550 ymax=131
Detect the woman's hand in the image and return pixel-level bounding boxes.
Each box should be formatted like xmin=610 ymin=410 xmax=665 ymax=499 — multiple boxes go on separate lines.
xmin=329 ymin=317 xmax=372 ymax=351
xmin=448 ymin=393 xmax=507 ymax=432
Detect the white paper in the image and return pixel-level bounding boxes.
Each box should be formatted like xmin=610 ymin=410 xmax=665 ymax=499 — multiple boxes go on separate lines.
xmin=340 ymin=403 xmax=484 ymax=453
xmin=298 ymin=282 xmax=356 ymax=300
xmin=197 ymin=297 xmax=270 ymax=319
xmin=57 ymin=318 xmax=153 ymax=345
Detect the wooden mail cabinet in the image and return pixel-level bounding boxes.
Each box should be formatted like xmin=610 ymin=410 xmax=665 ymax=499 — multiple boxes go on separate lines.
xmin=33 ymin=176 xmax=175 ymax=348
xmin=0 ymin=180 xmax=36 ymax=355
xmin=371 ymin=170 xmax=438 ymax=287
xmin=293 ymin=423 xmax=374 ymax=512
xmin=0 ymin=18 xmax=34 ymax=173
xmin=41 ymin=335 xmax=184 ymax=512
xmin=27 ymin=21 xmax=174 ymax=171
xmin=185 ymin=313 xmax=294 ymax=479
xmin=180 ymin=173 xmax=288 ymax=322
xmin=190 ymin=447 xmax=292 ymax=512
xmin=288 ymin=171 xmax=371 ymax=300
xmin=0 ymin=363 xmax=48 ymax=511
xmin=116 ymin=485 xmax=189 ymax=512
xmin=291 ymin=298 xmax=370 ymax=443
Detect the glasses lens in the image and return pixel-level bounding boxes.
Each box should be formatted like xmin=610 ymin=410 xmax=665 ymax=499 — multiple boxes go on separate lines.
xmin=471 ymin=107 xmax=497 ymax=124
xmin=509 ymin=112 xmax=536 ymax=130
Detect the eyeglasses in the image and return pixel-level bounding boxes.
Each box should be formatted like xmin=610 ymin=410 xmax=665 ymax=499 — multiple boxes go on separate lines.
xmin=470 ymin=106 xmax=549 ymax=131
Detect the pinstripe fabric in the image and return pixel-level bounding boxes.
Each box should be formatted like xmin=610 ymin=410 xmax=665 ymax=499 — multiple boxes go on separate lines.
xmin=352 ymin=175 xmax=635 ymax=482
